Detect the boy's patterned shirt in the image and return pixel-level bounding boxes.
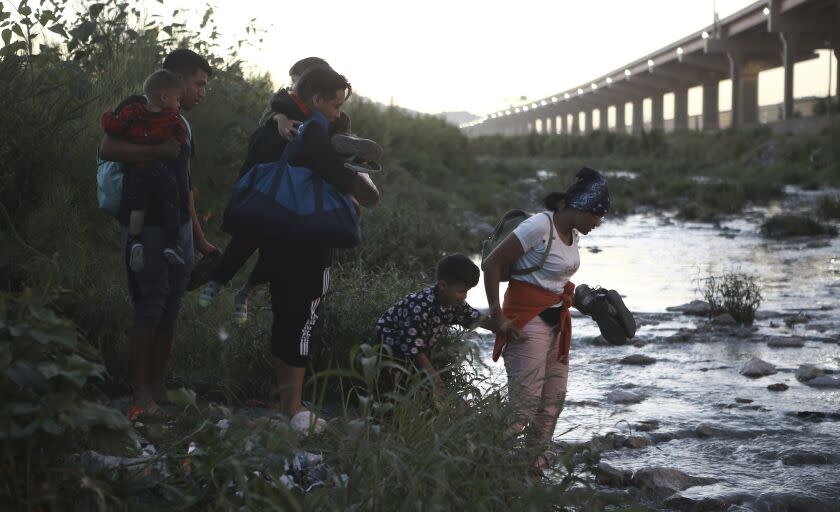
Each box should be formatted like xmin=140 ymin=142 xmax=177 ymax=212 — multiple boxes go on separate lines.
xmin=375 ymin=286 xmax=481 ymax=358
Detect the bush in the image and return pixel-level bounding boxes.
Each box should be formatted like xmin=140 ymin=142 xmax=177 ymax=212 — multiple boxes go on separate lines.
xmin=701 ymin=272 xmax=763 ymax=325
xmin=0 ymin=289 xmax=131 ymax=508
xmin=759 ymin=214 xmax=838 ymax=238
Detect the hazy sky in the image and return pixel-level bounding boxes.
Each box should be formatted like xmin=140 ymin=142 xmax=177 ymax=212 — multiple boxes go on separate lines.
xmin=58 ymin=0 xmax=840 ymax=114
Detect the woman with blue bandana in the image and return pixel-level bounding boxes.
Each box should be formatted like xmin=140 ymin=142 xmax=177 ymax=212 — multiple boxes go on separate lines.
xmin=482 ymin=167 xmax=608 ymax=476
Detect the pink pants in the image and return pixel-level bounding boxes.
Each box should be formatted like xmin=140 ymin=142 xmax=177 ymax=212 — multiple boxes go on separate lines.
xmin=502 ymin=315 xmax=569 ymax=445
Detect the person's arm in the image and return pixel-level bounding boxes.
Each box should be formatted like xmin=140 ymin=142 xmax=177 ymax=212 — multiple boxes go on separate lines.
xmin=271 ymin=113 xmax=301 ymax=142
xmin=415 ymin=352 xmax=446 ymax=397
xmin=185 ymin=158 xmax=217 ymax=256
xmin=99 ymin=134 xmax=180 ymax=163
xmin=482 ymin=233 xmax=527 ymax=322
xmin=290 ymin=122 xmax=379 ymax=206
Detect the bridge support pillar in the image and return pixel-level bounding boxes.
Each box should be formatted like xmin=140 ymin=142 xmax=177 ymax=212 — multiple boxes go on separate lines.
xmin=571 ymin=112 xmax=580 ymax=135
xmin=615 ymin=103 xmax=625 ymax=134
xmin=702 ymin=81 xmax=719 ymax=131
xmin=674 ymin=88 xmax=689 ymax=131
xmin=584 ymin=109 xmax=592 ymax=133
xmin=599 ymin=107 xmax=608 ymax=131
xmin=559 ymin=113 xmax=567 ymax=134
xmin=781 ymin=33 xmax=797 ymax=120
xmin=632 ymin=99 xmax=644 ymax=135
xmin=729 ymin=52 xmax=759 ymax=127
xmin=651 ymin=94 xmax=664 ymax=131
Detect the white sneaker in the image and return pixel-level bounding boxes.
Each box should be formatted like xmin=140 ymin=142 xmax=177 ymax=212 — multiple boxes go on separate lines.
xmin=129 ymin=242 xmax=145 ymax=273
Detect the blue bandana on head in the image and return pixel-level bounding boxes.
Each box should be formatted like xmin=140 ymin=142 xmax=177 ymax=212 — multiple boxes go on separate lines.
xmin=565 ymin=167 xmax=609 ymax=216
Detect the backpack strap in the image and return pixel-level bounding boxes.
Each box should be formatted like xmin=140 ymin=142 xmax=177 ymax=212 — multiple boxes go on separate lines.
xmin=510 ymin=212 xmax=554 ymax=275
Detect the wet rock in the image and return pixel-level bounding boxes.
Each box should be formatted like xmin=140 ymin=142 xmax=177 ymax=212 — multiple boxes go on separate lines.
xmin=595 ymin=462 xmax=631 ymax=487
xmin=695 ymin=423 xmax=729 ymax=438
xmin=783 ymin=312 xmax=811 ymax=328
xmin=753 ymin=491 xmax=835 ymax=512
xmin=712 ymin=313 xmax=737 ymax=326
xmin=805 ymin=375 xmax=840 ymax=388
xmin=619 ymin=354 xmax=657 ymax=365
xmin=734 ymin=397 xmax=753 ymax=404
xmin=664 ymin=493 xmax=748 ymax=511
xmin=666 ymin=300 xmax=711 ymax=316
xmin=767 ymin=383 xmax=789 ymax=392
xmin=739 ymin=357 xmax=777 ymax=377
xmin=780 ymin=449 xmax=837 ymax=466
xmin=666 ymin=329 xmax=695 ymax=343
xmin=632 ymin=340 xmax=648 ymax=348
xmin=607 ymin=390 xmax=644 ymax=404
xmin=635 ymin=420 xmax=660 ymax=432
xmin=796 ymin=364 xmax=825 ymax=382
xmin=754 ymin=310 xmax=779 ymax=321
xmin=788 ymin=411 xmax=840 ymax=422
xmin=767 ymin=337 xmax=806 ymax=348
xmin=630 ymin=467 xmax=718 ymax=494
xmin=623 ymin=435 xmax=654 ymax=449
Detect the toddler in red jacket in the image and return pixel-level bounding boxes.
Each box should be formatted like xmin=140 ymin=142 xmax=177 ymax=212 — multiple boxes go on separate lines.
xmin=101 ymin=69 xmax=188 ymax=272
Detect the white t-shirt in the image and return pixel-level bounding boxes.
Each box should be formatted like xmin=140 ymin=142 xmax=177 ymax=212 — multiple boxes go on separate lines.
xmin=511 ymin=211 xmax=580 ymax=294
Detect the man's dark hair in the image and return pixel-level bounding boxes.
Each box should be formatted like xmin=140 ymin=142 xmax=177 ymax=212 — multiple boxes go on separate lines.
xmin=436 ymin=254 xmax=480 ymax=287
xmin=295 ymin=66 xmax=352 ymax=104
xmin=163 ymin=48 xmax=213 ymax=78
xmin=289 ymin=57 xmax=329 ymax=78
xmin=143 ymin=69 xmax=183 ymax=102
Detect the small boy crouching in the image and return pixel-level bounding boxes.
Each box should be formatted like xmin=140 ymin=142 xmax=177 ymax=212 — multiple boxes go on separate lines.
xmin=374 ymin=254 xmax=514 ymax=398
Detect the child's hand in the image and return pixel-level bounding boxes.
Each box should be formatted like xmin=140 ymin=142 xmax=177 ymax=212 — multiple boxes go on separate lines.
xmin=273 ymin=113 xmax=300 ymax=141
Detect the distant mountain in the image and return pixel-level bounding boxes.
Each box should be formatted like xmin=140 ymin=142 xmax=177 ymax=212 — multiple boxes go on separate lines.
xmin=436 ymin=111 xmax=480 ymax=126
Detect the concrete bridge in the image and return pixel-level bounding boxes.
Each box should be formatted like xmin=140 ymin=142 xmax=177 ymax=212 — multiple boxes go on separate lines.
xmin=463 ymin=0 xmax=839 ymax=136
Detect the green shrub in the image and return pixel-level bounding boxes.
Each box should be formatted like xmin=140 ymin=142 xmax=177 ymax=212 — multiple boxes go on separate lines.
xmin=0 ymin=289 xmax=131 ymax=508
xmin=759 ymin=214 xmax=838 ymax=238
xmin=701 ymin=272 xmax=763 ymax=325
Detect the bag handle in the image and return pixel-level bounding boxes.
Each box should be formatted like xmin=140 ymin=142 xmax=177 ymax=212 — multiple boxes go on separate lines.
xmin=510 ymin=212 xmax=554 ymax=276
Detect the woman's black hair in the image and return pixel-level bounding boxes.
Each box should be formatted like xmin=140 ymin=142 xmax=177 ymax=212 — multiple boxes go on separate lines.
xmin=543 ymin=192 xmax=566 ymax=212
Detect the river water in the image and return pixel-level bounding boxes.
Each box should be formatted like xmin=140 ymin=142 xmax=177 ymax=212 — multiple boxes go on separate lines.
xmin=466 ymin=190 xmax=840 ymax=510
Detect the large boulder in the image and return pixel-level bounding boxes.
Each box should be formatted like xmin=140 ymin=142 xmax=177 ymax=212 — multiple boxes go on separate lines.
xmin=619 ymin=354 xmax=657 ymax=365
xmin=666 ymin=300 xmax=711 ymax=316
xmin=805 ymin=376 xmax=840 ymax=388
xmin=739 ymin=357 xmax=777 ymax=377
xmin=796 ymin=364 xmax=825 ymax=382
xmin=595 ymin=462 xmax=632 ymax=487
xmin=780 ymin=449 xmax=837 ymax=466
xmin=631 ymin=467 xmax=718 ymax=494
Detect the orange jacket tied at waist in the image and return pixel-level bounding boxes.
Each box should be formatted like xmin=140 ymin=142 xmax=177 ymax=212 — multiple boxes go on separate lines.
xmin=492 ymin=280 xmax=575 ymax=363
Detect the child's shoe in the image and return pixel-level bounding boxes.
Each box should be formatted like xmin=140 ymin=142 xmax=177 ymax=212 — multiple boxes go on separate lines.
xmin=344 ymin=156 xmax=383 ymax=174
xmin=330 ymin=134 xmax=384 ymax=163
xmin=233 ymin=284 xmax=252 ymax=324
xmin=128 ymin=237 xmax=145 ymax=273
xmin=198 ymin=280 xmax=221 ymax=308
xmin=162 ymin=245 xmax=185 ymax=266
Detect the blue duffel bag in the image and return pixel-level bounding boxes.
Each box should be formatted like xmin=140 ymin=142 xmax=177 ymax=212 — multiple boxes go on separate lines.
xmin=223 ymin=119 xmax=360 ymax=249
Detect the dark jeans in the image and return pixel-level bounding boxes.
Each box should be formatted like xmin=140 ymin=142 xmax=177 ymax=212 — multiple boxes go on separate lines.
xmin=121 ymin=222 xmax=194 ymax=329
